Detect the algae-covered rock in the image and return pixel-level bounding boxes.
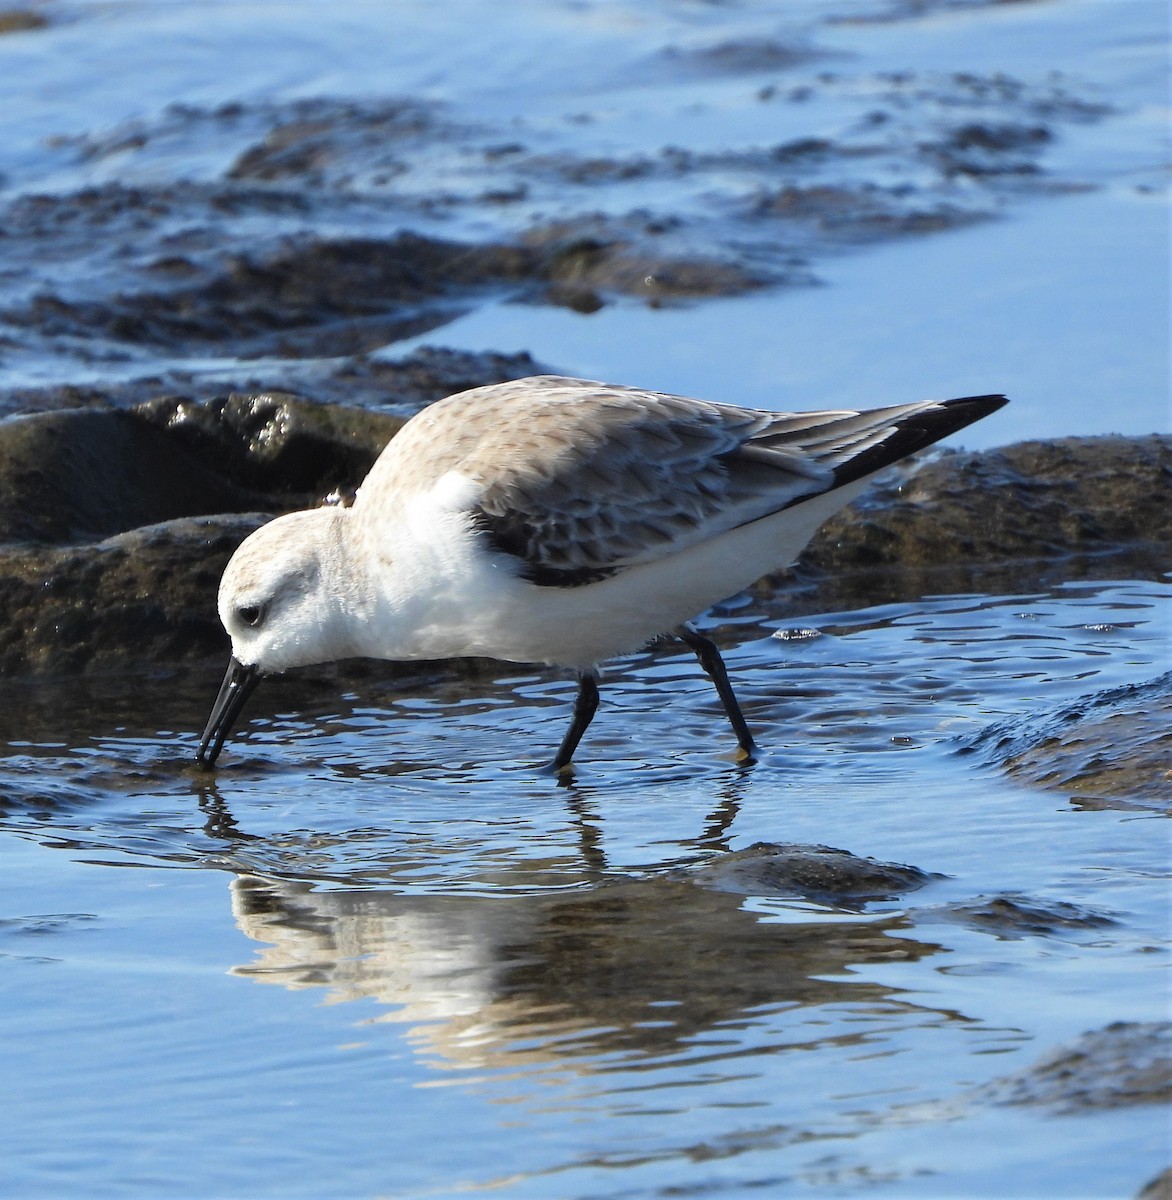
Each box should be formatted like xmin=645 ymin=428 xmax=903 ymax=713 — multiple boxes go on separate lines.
xmin=0 ymin=514 xmax=265 ymax=674
xmin=806 ymin=434 xmax=1172 ymax=571
xmin=0 ymin=391 xmax=405 ymax=672
xmin=0 ymin=391 xmax=1167 ymax=678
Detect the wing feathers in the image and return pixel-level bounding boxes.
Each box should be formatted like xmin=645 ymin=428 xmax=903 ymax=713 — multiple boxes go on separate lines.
xmin=368 ymin=377 xmax=1005 ymax=588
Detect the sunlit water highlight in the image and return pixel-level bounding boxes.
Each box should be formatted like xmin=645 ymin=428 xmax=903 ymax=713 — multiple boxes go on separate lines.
xmin=1 ymin=580 xmax=1167 ymax=1198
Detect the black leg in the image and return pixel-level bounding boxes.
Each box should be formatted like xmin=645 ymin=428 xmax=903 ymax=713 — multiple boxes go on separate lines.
xmin=548 ymin=670 xmax=601 ymax=773
xmin=677 ymin=625 xmax=758 ymax=762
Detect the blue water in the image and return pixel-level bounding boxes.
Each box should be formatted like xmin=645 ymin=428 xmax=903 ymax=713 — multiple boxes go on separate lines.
xmin=2 ymin=581 xmax=1169 ymax=1198
xmin=0 ymin=0 xmax=1168 ymax=1196
xmin=0 ymin=0 xmax=1166 ymax=443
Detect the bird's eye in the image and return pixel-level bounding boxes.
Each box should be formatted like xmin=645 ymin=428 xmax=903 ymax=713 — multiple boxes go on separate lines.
xmin=237 ymin=604 xmax=264 ymax=628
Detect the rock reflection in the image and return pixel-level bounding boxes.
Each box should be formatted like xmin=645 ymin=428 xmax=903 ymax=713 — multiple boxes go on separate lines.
xmin=229 ymin=865 xmax=942 ymax=1072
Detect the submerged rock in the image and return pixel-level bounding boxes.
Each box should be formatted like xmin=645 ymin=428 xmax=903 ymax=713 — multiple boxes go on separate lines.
xmin=684 ymin=841 xmax=939 ymax=906
xmin=974 ymin=1021 xmax=1172 ymax=1114
xmin=961 ymin=674 xmax=1172 ymax=811
xmin=933 ymin=893 xmax=1117 ymax=937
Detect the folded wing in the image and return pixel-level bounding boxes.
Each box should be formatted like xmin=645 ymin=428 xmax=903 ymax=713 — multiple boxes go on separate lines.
xmin=381 ymin=376 xmax=1006 ymax=588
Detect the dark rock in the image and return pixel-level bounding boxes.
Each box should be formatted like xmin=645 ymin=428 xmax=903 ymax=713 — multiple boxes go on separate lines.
xmin=133 ymin=391 xmax=404 ymax=497
xmin=0 ymin=514 xmax=264 ymax=674
xmin=935 ymin=893 xmax=1117 ymax=937
xmin=0 ymin=394 xmax=405 ymax=545
xmin=521 ymin=220 xmax=768 ymax=303
xmin=0 ymin=391 xmax=404 ymax=673
xmin=0 ymin=412 xmax=1166 ymax=677
xmin=225 ymin=98 xmax=434 ymax=184
xmin=927 ymin=121 xmax=1052 ymax=177
xmin=0 ymin=409 xmax=264 ymax=544
xmin=1138 ymin=1168 xmax=1172 ymax=1200
xmin=974 ymin=1021 xmax=1172 ymax=1113
xmin=960 ymin=673 xmax=1172 ymax=810
xmin=0 ymin=9 xmax=47 ymax=34
xmin=755 ymin=182 xmax=990 ymax=240
xmin=0 ymin=345 xmax=546 ymax=420
xmin=783 ymin=434 xmax=1172 ymax=603
xmin=661 ymin=38 xmax=826 ymax=76
xmin=684 ymin=842 xmax=940 ymax=906
xmin=7 ymin=233 xmax=537 ymax=355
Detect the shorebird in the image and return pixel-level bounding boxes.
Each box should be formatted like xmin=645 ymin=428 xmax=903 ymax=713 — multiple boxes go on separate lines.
xmin=195 ymin=376 xmax=1005 ymax=771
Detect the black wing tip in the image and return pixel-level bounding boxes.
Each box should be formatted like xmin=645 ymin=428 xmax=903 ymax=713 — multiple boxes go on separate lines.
xmin=831 ymin=392 xmax=1008 ymax=489
xmin=940 ymin=393 xmax=1010 ymax=420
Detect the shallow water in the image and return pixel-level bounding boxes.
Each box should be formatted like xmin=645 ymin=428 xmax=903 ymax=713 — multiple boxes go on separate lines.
xmin=0 ymin=0 xmax=1167 ymax=443
xmin=0 ymin=0 xmax=1169 ymax=1196
xmin=2 ymin=579 xmax=1168 ymax=1197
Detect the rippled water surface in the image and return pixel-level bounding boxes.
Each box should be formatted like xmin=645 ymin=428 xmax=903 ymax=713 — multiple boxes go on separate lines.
xmin=2 ymin=580 xmax=1168 ymax=1198
xmin=1 ymin=0 xmax=1168 ymax=1195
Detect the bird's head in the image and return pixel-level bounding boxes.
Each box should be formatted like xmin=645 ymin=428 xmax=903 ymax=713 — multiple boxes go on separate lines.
xmin=196 ymin=507 xmax=356 ymax=766
xmin=217 ymin=507 xmax=357 ymax=674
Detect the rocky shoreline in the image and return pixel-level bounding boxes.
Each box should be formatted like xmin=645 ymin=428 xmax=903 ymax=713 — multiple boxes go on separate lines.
xmin=0 ymin=370 xmax=1165 ymax=676
xmin=0 ymin=366 xmax=1166 ymax=808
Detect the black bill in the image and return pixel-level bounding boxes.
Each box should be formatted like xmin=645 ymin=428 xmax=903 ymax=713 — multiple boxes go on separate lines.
xmin=195 ymin=657 xmax=261 ymax=766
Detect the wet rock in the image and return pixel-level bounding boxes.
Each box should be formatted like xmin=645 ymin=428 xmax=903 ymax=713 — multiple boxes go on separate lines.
xmin=928 ymin=121 xmax=1052 ymax=177
xmin=790 ymin=434 xmax=1172 ymax=593
xmin=834 ymin=0 xmax=1058 ymax=26
xmin=0 ymin=394 xmax=404 ymax=544
xmin=3 ymin=212 xmax=764 ymax=362
xmin=58 ymin=96 xmax=443 ymax=193
xmin=0 ymin=514 xmax=265 ymax=674
xmin=0 ymin=67 xmax=1111 ymax=376
xmin=684 ymin=842 xmax=940 ymax=906
xmin=755 ymin=182 xmax=990 ymax=240
xmin=974 ymin=1021 xmax=1172 ymax=1114
xmin=134 ymin=392 xmax=404 ymax=498
xmin=225 ymin=98 xmax=436 ymax=185
xmin=935 ymin=893 xmax=1116 ymax=937
xmin=300 ymin=346 xmax=550 ymax=412
xmin=0 ymin=345 xmax=546 ymax=420
xmin=523 ymin=221 xmax=768 ymax=307
xmin=661 ymin=38 xmax=827 ymax=76
xmin=0 ymin=392 xmax=402 ymax=672
xmin=961 ymin=674 xmax=1172 ymax=810
xmin=8 ymin=233 xmax=537 ymax=356
xmin=0 ymin=413 xmax=1165 ymax=676
xmin=0 ymin=409 xmax=266 ymax=544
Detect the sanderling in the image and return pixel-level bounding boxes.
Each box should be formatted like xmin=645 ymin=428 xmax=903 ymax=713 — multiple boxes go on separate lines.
xmin=195 ymin=375 xmax=1005 ymax=771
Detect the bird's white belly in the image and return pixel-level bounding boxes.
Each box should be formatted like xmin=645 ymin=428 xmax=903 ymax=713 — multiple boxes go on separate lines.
xmin=368 ymin=475 xmax=872 ymax=669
